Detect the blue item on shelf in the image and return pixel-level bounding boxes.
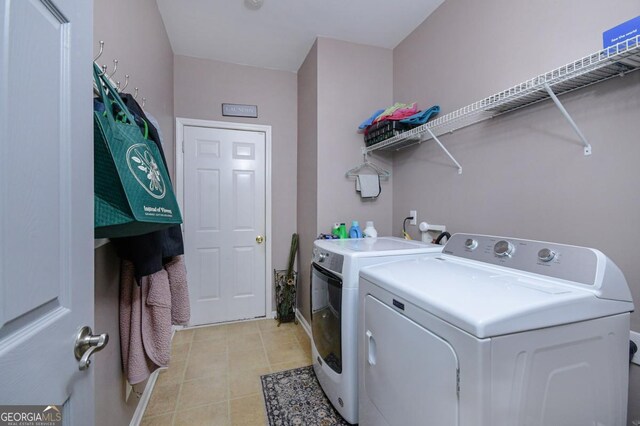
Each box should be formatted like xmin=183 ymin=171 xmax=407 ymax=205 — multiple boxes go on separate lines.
xmin=358 ymin=109 xmax=385 ymax=130
xmin=400 ymin=105 xmax=440 ymax=126
xmin=603 ymin=16 xmax=640 ymax=51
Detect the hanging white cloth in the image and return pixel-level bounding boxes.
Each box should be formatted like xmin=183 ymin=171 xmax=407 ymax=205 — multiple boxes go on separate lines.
xmin=356 ymin=174 xmax=381 ymax=198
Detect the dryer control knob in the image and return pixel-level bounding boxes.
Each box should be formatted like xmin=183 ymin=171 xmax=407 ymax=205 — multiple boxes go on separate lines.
xmin=494 ymin=240 xmax=515 ymax=257
xmin=537 ymin=248 xmax=556 ymax=262
xmin=464 ymin=238 xmax=478 ymax=250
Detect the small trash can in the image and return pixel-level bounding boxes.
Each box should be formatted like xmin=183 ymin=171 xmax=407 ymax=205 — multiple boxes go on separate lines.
xmin=274 ymin=269 xmax=297 ymax=325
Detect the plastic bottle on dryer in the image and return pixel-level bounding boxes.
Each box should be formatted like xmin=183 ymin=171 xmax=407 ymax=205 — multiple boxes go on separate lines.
xmin=363 ymin=221 xmax=377 ymax=238
xmin=331 ymin=223 xmax=341 ymax=238
xmin=338 ymin=223 xmax=348 ymax=239
xmin=349 ymin=221 xmax=363 ymax=238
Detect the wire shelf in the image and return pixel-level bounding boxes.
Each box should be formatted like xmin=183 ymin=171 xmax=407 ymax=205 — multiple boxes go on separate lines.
xmin=366 ymin=35 xmax=640 ymax=153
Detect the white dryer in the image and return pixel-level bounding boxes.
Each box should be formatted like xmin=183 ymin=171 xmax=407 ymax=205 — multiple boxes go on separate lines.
xmin=358 ymin=233 xmax=634 ymax=426
xmin=311 ymin=237 xmax=443 ymax=424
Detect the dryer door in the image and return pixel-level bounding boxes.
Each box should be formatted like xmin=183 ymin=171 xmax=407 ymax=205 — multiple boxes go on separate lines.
xmin=363 ymin=295 xmax=459 ymax=425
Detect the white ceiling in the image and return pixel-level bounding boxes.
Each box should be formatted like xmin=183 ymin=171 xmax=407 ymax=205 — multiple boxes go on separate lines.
xmin=156 ymin=0 xmax=444 ymax=73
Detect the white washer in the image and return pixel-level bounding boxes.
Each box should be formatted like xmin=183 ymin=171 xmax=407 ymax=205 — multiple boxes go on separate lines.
xmin=358 ymin=233 xmax=634 ymax=426
xmin=311 ymin=237 xmax=443 ymax=424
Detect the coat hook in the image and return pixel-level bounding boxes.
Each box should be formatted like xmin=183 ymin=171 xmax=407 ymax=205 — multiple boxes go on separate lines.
xmin=116 ymin=81 xmax=121 ymax=91
xmin=142 ymin=97 xmax=146 ymax=108
xmin=98 ymin=64 xmax=108 ymax=77
xmin=94 ymin=41 xmax=104 ymax=62
xmin=133 ymin=88 xmax=139 ymax=99
xmin=120 ymin=75 xmax=129 ymax=92
xmin=108 ymin=59 xmax=118 ymax=78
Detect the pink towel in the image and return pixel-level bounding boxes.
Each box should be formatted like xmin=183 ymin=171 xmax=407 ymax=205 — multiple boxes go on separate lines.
xmin=165 ymin=255 xmax=190 ymax=325
xmin=142 ymin=268 xmax=172 ymax=368
xmin=373 ymin=102 xmax=418 ymax=123
xmin=386 ymin=103 xmax=418 ymax=121
xmin=119 ymin=260 xmax=172 ymax=384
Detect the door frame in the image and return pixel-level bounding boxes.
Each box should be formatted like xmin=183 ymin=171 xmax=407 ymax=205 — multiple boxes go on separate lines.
xmin=175 ymin=117 xmax=273 ymax=319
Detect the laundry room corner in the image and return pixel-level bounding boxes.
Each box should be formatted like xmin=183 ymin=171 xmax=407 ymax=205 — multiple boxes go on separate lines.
xmin=296 ymin=37 xmax=395 ymax=323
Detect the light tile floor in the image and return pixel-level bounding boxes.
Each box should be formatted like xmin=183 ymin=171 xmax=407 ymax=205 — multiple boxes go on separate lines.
xmin=141 ymin=318 xmax=312 ymax=426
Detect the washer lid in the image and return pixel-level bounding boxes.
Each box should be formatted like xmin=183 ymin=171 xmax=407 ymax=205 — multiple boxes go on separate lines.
xmin=315 ymin=237 xmax=442 ymax=257
xmin=360 ymin=256 xmax=634 ymax=338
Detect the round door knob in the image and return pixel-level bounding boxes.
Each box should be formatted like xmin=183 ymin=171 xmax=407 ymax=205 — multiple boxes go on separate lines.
xmin=538 ymin=248 xmax=556 ymax=262
xmin=256 ymin=235 xmax=264 ymax=244
xmin=494 ymin=240 xmax=515 ymax=257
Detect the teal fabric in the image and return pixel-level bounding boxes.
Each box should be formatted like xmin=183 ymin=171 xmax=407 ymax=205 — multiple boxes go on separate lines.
xmin=400 ymin=105 xmax=440 ymax=125
xmin=358 ymin=108 xmax=385 ymax=129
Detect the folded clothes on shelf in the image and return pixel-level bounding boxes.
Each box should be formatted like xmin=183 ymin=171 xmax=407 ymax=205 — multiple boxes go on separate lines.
xmin=400 ymin=105 xmax=440 ymax=125
xmin=373 ymin=102 xmax=418 ymax=123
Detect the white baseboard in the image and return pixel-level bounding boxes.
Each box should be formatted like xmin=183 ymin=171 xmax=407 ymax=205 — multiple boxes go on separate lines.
xmin=295 ymin=309 xmax=311 ymax=339
xmin=129 ymin=328 xmax=178 ymax=425
xmin=129 ymin=369 xmax=161 ymax=426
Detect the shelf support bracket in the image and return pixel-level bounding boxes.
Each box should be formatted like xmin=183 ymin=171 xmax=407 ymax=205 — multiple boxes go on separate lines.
xmin=543 ymin=84 xmax=592 ymax=156
xmin=424 ymin=127 xmax=463 ymax=175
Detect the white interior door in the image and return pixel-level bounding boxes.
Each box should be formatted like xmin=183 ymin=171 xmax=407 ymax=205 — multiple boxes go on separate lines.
xmin=183 ymin=125 xmax=266 ymax=325
xmin=0 ymin=0 xmax=95 ymax=422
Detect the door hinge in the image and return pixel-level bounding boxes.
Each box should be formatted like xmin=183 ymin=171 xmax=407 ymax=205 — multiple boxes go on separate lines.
xmin=181 ymin=138 xmax=184 ymax=153
xmin=456 ymin=367 xmax=460 ymax=398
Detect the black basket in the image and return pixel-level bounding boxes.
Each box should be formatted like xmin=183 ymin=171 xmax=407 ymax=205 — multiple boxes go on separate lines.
xmin=364 ymin=120 xmax=415 ymax=147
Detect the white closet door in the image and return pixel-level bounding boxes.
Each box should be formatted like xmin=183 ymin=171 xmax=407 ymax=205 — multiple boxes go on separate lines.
xmin=183 ymin=125 xmax=266 ymax=325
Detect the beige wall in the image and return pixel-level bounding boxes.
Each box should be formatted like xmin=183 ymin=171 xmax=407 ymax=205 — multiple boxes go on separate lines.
xmin=316 ymin=38 xmax=394 ymax=236
xmin=93 ymin=0 xmax=174 ymax=424
xmin=392 ymin=0 xmax=640 ymax=422
xmin=297 ymin=42 xmax=319 ymax=321
xmin=296 ymin=38 xmax=394 ymax=321
xmin=173 ymin=55 xmax=298 ymax=274
xmin=94 ymin=0 xmax=175 ymax=178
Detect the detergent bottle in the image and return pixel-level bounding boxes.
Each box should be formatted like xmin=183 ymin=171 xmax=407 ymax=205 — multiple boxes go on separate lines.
xmin=349 ymin=221 xmax=363 ymax=238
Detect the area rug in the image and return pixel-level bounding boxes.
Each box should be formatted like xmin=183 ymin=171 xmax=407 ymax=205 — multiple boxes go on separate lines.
xmin=261 ymin=365 xmax=351 ymax=426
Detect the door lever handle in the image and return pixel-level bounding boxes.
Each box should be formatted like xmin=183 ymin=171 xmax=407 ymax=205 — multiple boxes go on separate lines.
xmin=366 ymin=330 xmax=376 ymax=366
xmin=74 ymin=326 xmax=109 ymax=371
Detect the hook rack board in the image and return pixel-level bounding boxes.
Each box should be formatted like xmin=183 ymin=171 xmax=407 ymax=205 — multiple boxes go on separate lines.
xmin=365 ymin=35 xmax=640 ymax=171
xmin=94 ymin=40 xmax=146 ymax=106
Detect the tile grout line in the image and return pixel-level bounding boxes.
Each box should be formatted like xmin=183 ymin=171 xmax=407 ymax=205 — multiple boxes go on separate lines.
xmin=171 ymin=331 xmax=194 ymax=426
xmin=258 ymin=324 xmax=274 ymax=373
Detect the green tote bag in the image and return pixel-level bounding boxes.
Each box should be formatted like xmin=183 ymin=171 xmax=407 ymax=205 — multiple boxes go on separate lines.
xmin=93 ymin=64 xmax=182 ymax=238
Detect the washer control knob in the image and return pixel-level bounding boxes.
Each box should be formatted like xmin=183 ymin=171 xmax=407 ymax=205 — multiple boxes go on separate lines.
xmin=537 ymin=248 xmax=556 ymax=262
xmin=464 ymin=238 xmax=478 ymax=250
xmin=318 ymin=252 xmax=328 ymax=262
xmin=494 ymin=240 xmax=515 ymax=257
